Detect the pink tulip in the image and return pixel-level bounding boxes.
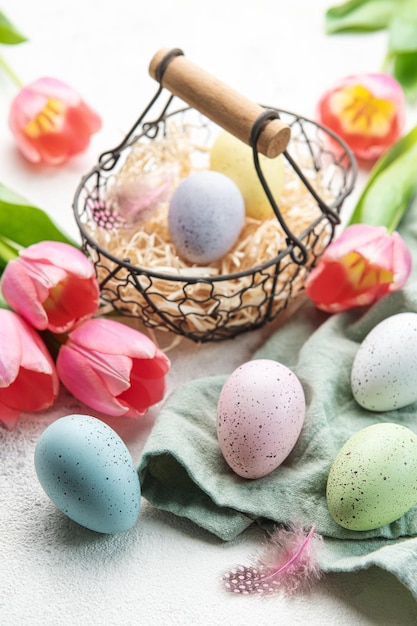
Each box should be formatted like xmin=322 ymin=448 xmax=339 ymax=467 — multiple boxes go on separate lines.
xmin=305 ymin=224 xmax=412 ymax=313
xmin=56 ymin=318 xmax=171 ymax=418
xmin=8 ymin=77 xmax=101 ymax=164
xmin=0 ymin=241 xmax=100 ymax=334
xmin=0 ymin=309 xmax=59 ymax=430
xmin=316 ymin=73 xmax=405 ymax=162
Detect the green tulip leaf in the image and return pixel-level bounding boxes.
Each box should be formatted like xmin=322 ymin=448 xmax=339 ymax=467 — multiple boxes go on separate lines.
xmin=0 ymin=237 xmax=18 ymax=272
xmin=388 ymin=7 xmax=417 ymax=52
xmin=325 ymin=0 xmax=408 ymax=34
xmin=385 ymin=9 xmax=417 ymax=99
xmin=0 ymin=12 xmax=27 ymax=45
xmin=391 ymin=51 xmax=417 ymax=100
xmin=0 ymin=290 xmax=10 ymax=309
xmin=0 ymin=183 xmax=79 ymax=270
xmin=348 ymin=125 xmax=417 ymax=231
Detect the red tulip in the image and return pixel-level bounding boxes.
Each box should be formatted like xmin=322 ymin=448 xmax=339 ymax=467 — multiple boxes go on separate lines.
xmin=8 ymin=77 xmax=101 ymax=164
xmin=0 ymin=310 xmax=59 ymax=430
xmin=316 ymin=73 xmax=405 ymax=162
xmin=0 ymin=241 xmax=100 ymax=334
xmin=305 ymin=224 xmax=411 ymax=313
xmin=56 ymin=318 xmax=171 ymax=418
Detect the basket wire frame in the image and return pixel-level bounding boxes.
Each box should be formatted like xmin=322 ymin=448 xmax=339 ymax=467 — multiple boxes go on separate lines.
xmin=73 ymin=81 xmax=357 ymax=343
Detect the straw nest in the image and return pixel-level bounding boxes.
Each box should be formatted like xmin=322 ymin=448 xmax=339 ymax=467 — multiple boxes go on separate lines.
xmin=84 ymin=122 xmax=334 ymax=336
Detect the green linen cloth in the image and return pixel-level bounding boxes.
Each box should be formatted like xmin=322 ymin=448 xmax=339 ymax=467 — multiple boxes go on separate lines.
xmin=138 ymin=197 xmax=417 ymax=600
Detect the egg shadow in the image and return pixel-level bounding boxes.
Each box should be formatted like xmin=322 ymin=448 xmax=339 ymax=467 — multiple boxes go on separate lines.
xmin=35 ymin=500 xmax=143 ymax=560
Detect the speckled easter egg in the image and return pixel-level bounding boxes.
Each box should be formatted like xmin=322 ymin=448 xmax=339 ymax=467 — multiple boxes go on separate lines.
xmin=168 ymin=170 xmax=245 ymax=264
xmin=216 ymin=359 xmax=305 ymax=479
xmin=326 ymin=423 xmax=417 ymax=531
xmin=351 ymin=312 xmax=417 ymax=412
xmin=209 ymin=129 xmax=285 ymax=220
xmin=34 ymin=414 xmax=141 ymax=534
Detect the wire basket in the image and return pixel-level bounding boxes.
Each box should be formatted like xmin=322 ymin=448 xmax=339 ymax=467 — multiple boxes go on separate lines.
xmin=73 ymin=48 xmax=357 ymax=343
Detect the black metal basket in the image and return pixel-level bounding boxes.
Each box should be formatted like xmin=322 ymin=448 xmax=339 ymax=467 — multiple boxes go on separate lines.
xmin=73 ymin=49 xmax=357 ymax=343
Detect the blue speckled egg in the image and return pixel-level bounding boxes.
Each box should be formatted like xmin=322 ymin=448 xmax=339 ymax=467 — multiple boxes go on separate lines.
xmin=34 ymin=414 xmax=141 ymax=534
xmin=168 ymin=170 xmax=245 ymax=264
xmin=216 ymin=359 xmax=305 ymax=479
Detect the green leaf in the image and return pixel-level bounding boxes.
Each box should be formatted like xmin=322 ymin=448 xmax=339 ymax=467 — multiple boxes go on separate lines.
xmin=385 ymin=8 xmax=417 ymax=98
xmin=0 ymin=183 xmax=79 ymax=267
xmin=0 ymin=236 xmax=19 ymax=271
xmin=392 ymin=51 xmax=417 ymax=100
xmin=0 ymin=11 xmax=27 ymax=45
xmin=388 ymin=6 xmax=417 ymax=52
xmin=348 ymin=125 xmax=417 ymax=231
xmin=325 ymin=0 xmax=408 ymax=34
xmin=0 ymin=291 xmax=10 ymax=309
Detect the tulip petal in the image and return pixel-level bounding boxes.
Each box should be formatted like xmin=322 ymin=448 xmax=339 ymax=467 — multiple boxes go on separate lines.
xmin=43 ymin=277 xmax=99 ymax=333
xmin=12 ymin=314 xmax=58 ymax=377
xmin=1 ymin=260 xmax=50 ymax=329
xmin=390 ymin=231 xmax=413 ymax=289
xmin=305 ymin=261 xmax=348 ymax=307
xmin=317 ymin=72 xmax=405 ymax=161
xmin=22 ymin=241 xmax=96 ymax=278
xmin=73 ymin=346 xmax=133 ymax=396
xmin=0 ymin=369 xmax=58 ymax=412
xmin=305 ymin=223 xmax=412 ymax=313
xmin=56 ymin=318 xmax=170 ymax=418
xmin=24 ymin=77 xmax=81 ymax=107
xmin=0 ymin=310 xmax=22 ymax=386
xmin=1 ymin=241 xmax=100 ymax=332
xmin=57 ymin=345 xmax=132 ymax=416
xmin=118 ymin=358 xmax=168 ymax=415
xmin=0 ymin=404 xmax=20 ymax=431
xmin=68 ymin=318 xmax=158 ymax=359
xmin=8 ymin=77 xmax=101 ymax=165
xmin=323 ymin=224 xmax=387 ymax=258
xmin=0 ymin=310 xmax=59 ymax=428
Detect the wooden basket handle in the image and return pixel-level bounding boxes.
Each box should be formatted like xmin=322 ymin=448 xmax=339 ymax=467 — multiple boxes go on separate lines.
xmin=149 ymin=48 xmax=291 ymax=158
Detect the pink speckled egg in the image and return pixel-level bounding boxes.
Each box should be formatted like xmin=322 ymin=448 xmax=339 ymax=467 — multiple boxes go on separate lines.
xmin=216 ymin=359 xmax=305 ymax=479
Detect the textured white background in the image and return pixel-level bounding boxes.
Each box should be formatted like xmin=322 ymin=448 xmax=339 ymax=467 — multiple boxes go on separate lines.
xmin=1 ymin=1 xmax=417 ymax=624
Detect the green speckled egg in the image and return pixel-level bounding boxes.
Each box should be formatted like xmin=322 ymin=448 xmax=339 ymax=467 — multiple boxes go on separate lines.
xmin=326 ymin=423 xmax=417 ymax=531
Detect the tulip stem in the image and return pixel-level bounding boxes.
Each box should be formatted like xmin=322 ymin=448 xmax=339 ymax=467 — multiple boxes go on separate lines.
xmin=40 ymin=330 xmax=67 ymax=361
xmin=0 ymin=54 xmax=24 ymax=88
xmin=0 ymin=292 xmax=11 ymax=310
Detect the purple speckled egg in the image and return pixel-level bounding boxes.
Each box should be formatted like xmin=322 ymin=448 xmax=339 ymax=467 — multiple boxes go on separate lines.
xmin=216 ymin=359 xmax=305 ymax=479
xmin=168 ymin=170 xmax=245 ymax=264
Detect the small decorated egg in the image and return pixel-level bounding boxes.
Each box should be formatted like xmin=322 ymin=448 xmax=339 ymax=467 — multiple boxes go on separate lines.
xmin=216 ymin=359 xmax=305 ymax=479
xmin=209 ymin=129 xmax=285 ymax=220
xmin=326 ymin=423 xmax=417 ymax=531
xmin=351 ymin=312 xmax=417 ymax=412
xmin=34 ymin=414 xmax=141 ymax=534
xmin=168 ymin=170 xmax=245 ymax=264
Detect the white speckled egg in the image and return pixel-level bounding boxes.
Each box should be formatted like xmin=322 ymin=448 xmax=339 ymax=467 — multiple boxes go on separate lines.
xmin=34 ymin=414 xmax=141 ymax=534
xmin=351 ymin=312 xmax=417 ymax=412
xmin=168 ymin=170 xmax=245 ymax=264
xmin=209 ymin=130 xmax=285 ymax=220
xmin=326 ymin=423 xmax=417 ymax=531
xmin=216 ymin=359 xmax=305 ymax=479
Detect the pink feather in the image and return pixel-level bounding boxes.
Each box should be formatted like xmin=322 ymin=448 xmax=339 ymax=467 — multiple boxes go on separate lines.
xmin=223 ymin=523 xmax=323 ymax=596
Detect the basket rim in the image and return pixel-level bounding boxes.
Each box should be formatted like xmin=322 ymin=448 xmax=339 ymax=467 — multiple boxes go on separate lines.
xmin=72 ymin=105 xmax=357 ymax=284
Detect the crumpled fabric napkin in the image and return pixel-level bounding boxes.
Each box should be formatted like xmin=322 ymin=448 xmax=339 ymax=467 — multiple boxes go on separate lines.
xmin=138 ymin=199 xmax=417 ymax=600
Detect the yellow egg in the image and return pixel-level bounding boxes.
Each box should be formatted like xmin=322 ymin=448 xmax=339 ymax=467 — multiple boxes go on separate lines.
xmin=209 ymin=130 xmax=285 ymax=220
